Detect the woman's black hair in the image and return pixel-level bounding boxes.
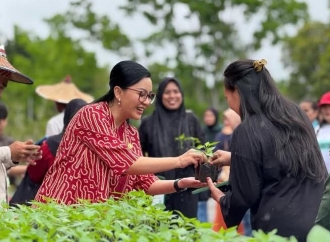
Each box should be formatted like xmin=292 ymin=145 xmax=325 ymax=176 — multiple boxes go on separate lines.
xmin=0 ymin=102 xmax=8 ymax=120
xmin=223 ymin=59 xmax=327 ymax=183
xmin=94 ymin=60 xmax=151 ymax=103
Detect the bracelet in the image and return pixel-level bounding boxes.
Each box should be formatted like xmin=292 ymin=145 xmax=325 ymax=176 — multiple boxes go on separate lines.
xmin=174 ymin=178 xmax=187 ymax=193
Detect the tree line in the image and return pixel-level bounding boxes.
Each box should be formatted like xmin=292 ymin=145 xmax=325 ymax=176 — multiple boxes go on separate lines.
xmin=0 ymin=0 xmax=327 ymax=140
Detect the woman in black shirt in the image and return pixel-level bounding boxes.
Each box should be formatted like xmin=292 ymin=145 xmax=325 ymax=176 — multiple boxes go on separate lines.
xmin=206 ymin=59 xmax=327 ymax=242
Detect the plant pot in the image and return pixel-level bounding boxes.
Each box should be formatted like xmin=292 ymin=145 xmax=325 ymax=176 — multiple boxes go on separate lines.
xmin=195 ymin=162 xmax=219 ymax=182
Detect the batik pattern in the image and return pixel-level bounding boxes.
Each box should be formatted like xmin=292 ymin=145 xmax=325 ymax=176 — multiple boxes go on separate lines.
xmin=35 ymin=102 xmax=157 ymax=205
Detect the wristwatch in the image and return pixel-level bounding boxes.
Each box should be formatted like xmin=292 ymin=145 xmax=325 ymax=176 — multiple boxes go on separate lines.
xmin=174 ymin=178 xmax=187 ymax=193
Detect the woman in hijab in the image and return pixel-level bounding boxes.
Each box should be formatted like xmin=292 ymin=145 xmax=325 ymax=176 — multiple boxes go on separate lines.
xmin=139 ymin=77 xmax=205 ymax=218
xmin=34 ymin=61 xmax=205 ymax=205
xmin=202 ymin=108 xmax=222 ymax=143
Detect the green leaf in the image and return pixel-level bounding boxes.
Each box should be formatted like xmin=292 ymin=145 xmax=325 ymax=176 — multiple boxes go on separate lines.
xmin=307 ymin=225 xmax=330 ymax=242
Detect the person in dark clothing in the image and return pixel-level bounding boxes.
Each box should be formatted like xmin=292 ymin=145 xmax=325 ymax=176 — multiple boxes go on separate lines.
xmin=315 ymin=175 xmax=330 ymax=230
xmin=206 ymin=59 xmax=327 ymax=242
xmin=202 ymin=108 xmax=222 ymax=143
xmin=139 ymin=77 xmax=205 ymax=218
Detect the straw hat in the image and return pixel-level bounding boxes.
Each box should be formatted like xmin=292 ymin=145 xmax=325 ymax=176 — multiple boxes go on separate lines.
xmin=35 ymin=75 xmax=94 ymax=104
xmin=0 ymin=45 xmax=33 ymax=84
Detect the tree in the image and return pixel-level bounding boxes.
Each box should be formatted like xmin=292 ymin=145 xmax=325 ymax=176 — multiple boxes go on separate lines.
xmin=2 ymin=0 xmax=137 ymax=140
xmin=2 ymin=0 xmax=310 ymax=141
xmin=3 ymin=26 xmax=109 ymax=140
xmin=119 ymin=0 xmax=309 ymax=115
xmin=282 ymin=21 xmax=330 ymax=102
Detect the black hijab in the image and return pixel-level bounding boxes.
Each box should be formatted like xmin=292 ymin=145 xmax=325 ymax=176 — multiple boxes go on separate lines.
xmin=47 ymin=99 xmax=87 ymax=156
xmin=149 ymin=77 xmax=191 ymax=157
xmin=205 ymin=108 xmax=219 ymax=128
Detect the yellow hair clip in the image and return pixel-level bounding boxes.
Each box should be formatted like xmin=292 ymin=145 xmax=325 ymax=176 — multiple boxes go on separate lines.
xmin=253 ymin=59 xmax=267 ymax=72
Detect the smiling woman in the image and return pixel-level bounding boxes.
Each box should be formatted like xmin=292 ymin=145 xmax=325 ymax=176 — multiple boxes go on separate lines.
xmin=125 ymin=87 xmax=156 ymax=104
xmin=34 ymin=61 xmax=207 ymax=206
xmin=138 ymin=77 xmax=205 ymax=219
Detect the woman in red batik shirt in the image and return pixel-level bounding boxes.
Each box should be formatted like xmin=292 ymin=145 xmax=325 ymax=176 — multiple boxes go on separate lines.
xmin=34 ymin=60 xmax=206 ymax=205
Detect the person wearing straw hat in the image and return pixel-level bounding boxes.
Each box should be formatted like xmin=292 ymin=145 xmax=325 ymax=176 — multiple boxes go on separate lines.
xmin=35 ymin=75 xmax=94 ymax=137
xmin=0 ymin=44 xmax=42 ymax=203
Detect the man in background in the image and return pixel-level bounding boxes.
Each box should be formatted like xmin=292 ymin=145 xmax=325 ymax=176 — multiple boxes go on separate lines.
xmin=35 ymin=75 xmax=94 ymax=137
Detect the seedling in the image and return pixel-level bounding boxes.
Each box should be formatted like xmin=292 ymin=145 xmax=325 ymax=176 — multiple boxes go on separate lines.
xmin=194 ymin=141 xmax=220 ymax=183
xmin=175 ymin=134 xmax=220 ymax=183
xmin=195 ymin=141 xmax=219 ymax=160
xmin=175 ymin=134 xmax=201 ymax=150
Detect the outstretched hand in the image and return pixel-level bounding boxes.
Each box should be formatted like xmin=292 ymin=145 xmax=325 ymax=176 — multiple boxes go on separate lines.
xmin=179 ymin=177 xmax=207 ymax=189
xmin=9 ymin=139 xmax=42 ymax=165
xmin=206 ymin=177 xmax=225 ymax=203
xmin=178 ymin=149 xmax=207 ymax=168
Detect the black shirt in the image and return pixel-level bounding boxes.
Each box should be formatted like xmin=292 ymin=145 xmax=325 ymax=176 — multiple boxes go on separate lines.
xmin=220 ymin=116 xmax=324 ymax=242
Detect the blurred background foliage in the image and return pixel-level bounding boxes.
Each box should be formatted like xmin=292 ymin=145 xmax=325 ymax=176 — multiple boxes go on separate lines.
xmin=0 ymin=0 xmax=328 ymax=141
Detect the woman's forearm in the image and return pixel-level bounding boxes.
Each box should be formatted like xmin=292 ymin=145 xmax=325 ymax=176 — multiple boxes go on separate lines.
xmin=146 ymin=180 xmax=180 ymax=195
xmin=125 ymin=156 xmax=181 ymax=175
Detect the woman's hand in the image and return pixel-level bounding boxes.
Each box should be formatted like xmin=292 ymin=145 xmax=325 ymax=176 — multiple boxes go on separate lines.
xmin=209 ymin=150 xmax=231 ymax=166
xmin=206 ymin=177 xmax=225 ymax=203
xmin=178 ymin=149 xmax=206 ymax=168
xmin=178 ymin=177 xmax=207 ymax=189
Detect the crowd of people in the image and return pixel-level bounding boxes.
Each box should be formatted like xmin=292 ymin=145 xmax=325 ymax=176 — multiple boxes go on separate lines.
xmin=1 ymin=43 xmax=330 ymax=242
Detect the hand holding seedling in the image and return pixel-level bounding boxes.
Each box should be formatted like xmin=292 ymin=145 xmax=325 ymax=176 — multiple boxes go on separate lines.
xmin=209 ymin=150 xmax=231 ymax=166
xmin=178 ymin=149 xmax=205 ymax=168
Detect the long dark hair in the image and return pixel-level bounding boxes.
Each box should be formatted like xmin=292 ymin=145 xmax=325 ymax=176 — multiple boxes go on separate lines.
xmin=94 ymin=60 xmax=151 ymax=103
xmin=224 ymin=59 xmax=327 ymax=183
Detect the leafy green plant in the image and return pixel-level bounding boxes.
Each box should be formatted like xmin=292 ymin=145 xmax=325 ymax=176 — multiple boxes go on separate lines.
xmin=307 ymin=225 xmax=330 ymax=242
xmin=175 ymin=134 xmax=219 ymax=182
xmin=195 ymin=141 xmax=219 ymax=160
xmin=194 ymin=141 xmax=220 ymax=182
xmin=175 ymin=134 xmax=201 ymax=150
xmin=0 ymin=191 xmax=303 ymax=241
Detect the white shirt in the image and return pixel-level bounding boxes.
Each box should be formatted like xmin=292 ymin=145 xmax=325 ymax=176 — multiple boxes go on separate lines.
xmin=316 ymin=124 xmax=330 ymax=172
xmin=0 ymin=146 xmax=12 ymax=203
xmin=45 ymin=112 xmax=64 ymax=137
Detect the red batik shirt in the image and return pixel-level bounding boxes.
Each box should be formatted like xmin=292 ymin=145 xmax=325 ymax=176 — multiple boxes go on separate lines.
xmin=34 ymin=102 xmax=157 ymax=205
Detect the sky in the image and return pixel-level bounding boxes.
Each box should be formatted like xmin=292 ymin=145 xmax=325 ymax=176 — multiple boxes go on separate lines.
xmin=1 ymin=0 xmax=329 ymax=81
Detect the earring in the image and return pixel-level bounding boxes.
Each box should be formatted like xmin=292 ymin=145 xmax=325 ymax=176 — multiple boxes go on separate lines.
xmin=118 ymin=99 xmax=121 ymax=106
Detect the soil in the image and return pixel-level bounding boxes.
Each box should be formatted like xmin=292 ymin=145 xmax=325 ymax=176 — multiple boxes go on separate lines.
xmin=195 ymin=162 xmax=219 ymax=182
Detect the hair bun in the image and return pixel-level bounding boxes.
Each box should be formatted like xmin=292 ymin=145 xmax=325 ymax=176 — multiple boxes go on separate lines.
xmin=253 ymin=59 xmax=267 ymax=72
